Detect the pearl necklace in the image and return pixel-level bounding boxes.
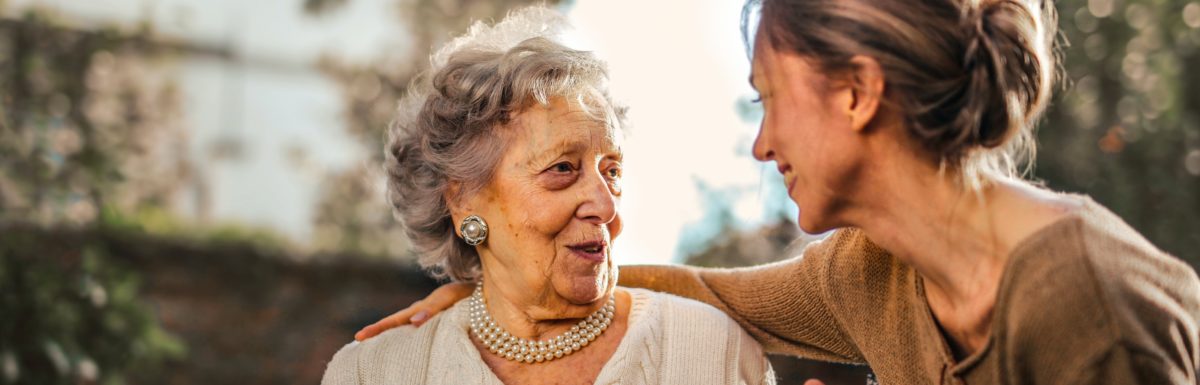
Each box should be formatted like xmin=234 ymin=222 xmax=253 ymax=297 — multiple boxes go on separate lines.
xmin=467 ymin=283 xmax=615 ymax=364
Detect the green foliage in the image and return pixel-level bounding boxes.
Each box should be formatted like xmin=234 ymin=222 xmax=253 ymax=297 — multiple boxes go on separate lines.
xmin=0 ymin=9 xmax=192 ymax=384
xmin=0 ymin=234 xmax=185 ymax=384
xmin=96 ymin=206 xmax=293 ymax=256
xmin=1036 ymin=0 xmax=1200 ymax=262
xmin=0 ymin=9 xmax=190 ymax=229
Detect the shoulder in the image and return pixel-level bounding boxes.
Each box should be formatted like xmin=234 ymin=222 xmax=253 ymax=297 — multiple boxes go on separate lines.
xmin=999 ymin=197 xmax=1200 ymax=376
xmin=627 ymin=288 xmax=774 ymax=384
xmin=631 ymin=287 xmax=750 ymax=335
xmin=322 ymin=338 xmax=363 ymax=385
xmin=813 ymin=228 xmax=904 ymax=292
xmin=1068 ymin=199 xmax=1200 ymax=312
xmin=321 ymin=326 xmax=433 ymax=385
xmin=359 ymin=323 xmax=441 ymax=367
xmin=1005 ymin=198 xmax=1200 ymax=330
xmin=818 ymin=228 xmax=914 ymax=320
xmin=638 ymin=287 xmax=731 ymax=322
xmin=321 ymin=305 xmax=460 ymax=384
xmin=628 ymin=286 xmax=758 ymax=345
xmin=804 ymin=228 xmax=888 ymax=266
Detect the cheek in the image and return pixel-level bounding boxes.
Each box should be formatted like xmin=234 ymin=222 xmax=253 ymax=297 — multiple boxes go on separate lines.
xmin=519 ymin=193 xmax=576 ymax=237
xmin=769 ymin=104 xmax=825 ymax=163
xmin=484 ymin=186 xmax=572 ymax=271
xmin=494 ymin=190 xmax=577 ymax=267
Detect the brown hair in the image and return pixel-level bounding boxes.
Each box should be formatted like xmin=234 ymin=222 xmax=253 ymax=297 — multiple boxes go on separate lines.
xmin=745 ymin=0 xmax=1059 ymax=185
xmin=386 ymin=8 xmax=626 ymax=282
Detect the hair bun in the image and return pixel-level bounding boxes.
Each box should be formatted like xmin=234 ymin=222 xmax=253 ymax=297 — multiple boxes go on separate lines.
xmin=940 ymin=0 xmax=1050 ymax=154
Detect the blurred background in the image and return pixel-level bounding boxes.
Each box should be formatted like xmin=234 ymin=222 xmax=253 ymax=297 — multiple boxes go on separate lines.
xmin=1 ymin=0 xmax=1197 ymax=383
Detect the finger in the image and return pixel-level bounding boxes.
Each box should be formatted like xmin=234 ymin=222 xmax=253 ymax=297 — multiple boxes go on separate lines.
xmin=410 ymin=310 xmax=431 ymax=326
xmin=803 ymin=380 xmax=826 ymax=385
xmin=356 ymin=318 xmax=397 ymax=341
xmin=355 ymin=306 xmax=420 ymax=341
xmin=431 ymin=282 xmax=474 ymax=307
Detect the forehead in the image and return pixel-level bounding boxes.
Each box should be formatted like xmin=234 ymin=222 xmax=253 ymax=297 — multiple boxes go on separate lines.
xmin=749 ymin=32 xmax=776 ymax=83
xmin=506 ymin=97 xmax=622 ymax=156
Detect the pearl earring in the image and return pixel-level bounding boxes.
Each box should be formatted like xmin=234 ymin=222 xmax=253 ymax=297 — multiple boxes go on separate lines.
xmin=460 ymin=215 xmax=488 ymax=246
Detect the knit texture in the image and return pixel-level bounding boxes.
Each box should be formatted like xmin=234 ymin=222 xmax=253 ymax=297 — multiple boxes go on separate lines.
xmin=321 ymin=289 xmax=776 ymax=384
xmin=621 ymin=196 xmax=1200 ymax=384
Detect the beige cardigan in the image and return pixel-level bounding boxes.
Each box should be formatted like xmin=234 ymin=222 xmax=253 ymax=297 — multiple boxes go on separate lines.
xmin=622 ymin=196 xmax=1200 ymax=384
xmin=321 ymin=288 xmax=776 ymax=384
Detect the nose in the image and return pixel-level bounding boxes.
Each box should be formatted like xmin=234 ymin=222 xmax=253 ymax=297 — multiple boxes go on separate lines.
xmin=752 ymin=124 xmax=774 ymax=162
xmin=575 ymin=168 xmax=619 ymax=226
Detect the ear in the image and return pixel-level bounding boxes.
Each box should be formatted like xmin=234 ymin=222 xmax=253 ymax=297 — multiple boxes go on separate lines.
xmin=843 ymin=55 xmax=886 ymax=133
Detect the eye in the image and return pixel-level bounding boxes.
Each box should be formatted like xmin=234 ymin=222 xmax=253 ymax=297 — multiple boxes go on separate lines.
xmin=605 ymin=164 xmax=622 ymax=179
xmin=750 ymin=96 xmax=763 ymax=104
xmin=550 ymin=161 xmax=575 ymax=173
xmin=540 ymin=161 xmax=579 ymax=190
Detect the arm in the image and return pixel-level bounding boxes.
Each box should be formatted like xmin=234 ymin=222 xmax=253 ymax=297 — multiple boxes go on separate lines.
xmin=358 ymin=230 xmax=868 ymax=365
xmin=620 ymin=231 xmax=863 ymax=363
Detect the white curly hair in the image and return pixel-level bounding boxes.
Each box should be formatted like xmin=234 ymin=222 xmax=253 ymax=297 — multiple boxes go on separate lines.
xmin=384 ymin=7 xmax=627 ymax=282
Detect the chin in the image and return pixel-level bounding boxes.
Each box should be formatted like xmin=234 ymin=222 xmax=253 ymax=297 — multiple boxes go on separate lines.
xmin=796 ymin=206 xmax=837 ymax=234
xmin=556 ymin=271 xmax=615 ymax=305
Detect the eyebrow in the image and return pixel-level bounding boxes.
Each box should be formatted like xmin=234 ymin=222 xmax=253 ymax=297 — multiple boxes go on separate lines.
xmin=525 ymin=136 xmax=623 ymax=169
xmin=608 ymin=147 xmax=624 ymax=163
xmin=525 ymin=139 xmax=587 ymax=169
xmin=748 ymin=74 xmax=756 ymax=89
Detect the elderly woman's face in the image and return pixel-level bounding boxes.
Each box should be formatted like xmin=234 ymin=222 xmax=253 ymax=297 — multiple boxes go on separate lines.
xmin=463 ymin=97 xmax=623 ymax=306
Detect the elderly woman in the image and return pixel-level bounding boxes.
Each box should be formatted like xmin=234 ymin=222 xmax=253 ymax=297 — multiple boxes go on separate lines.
xmin=359 ymin=0 xmax=1200 ymax=384
xmin=321 ymin=8 xmax=773 ymax=385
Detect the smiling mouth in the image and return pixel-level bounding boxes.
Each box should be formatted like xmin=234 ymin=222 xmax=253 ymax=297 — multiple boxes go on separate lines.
xmin=778 ymin=164 xmax=796 ymax=194
xmin=567 ymin=241 xmax=608 ymax=263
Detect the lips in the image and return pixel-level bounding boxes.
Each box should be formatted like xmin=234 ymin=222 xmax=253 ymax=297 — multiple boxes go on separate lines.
xmin=777 ymin=163 xmax=795 ymax=194
xmin=567 ymin=240 xmax=608 ymax=263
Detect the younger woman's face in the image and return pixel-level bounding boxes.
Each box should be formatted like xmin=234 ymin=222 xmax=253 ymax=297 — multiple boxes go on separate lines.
xmin=749 ymin=28 xmax=870 ymax=233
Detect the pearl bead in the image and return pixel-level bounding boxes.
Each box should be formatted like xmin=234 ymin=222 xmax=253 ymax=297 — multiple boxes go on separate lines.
xmin=468 ymin=282 xmax=614 ymax=365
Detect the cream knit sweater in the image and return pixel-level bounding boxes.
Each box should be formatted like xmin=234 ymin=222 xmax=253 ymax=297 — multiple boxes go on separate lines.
xmin=321 ymin=288 xmax=776 ymax=385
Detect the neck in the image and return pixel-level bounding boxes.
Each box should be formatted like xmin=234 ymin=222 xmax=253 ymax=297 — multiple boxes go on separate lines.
xmin=479 ymin=277 xmax=609 ymax=341
xmin=841 ymin=151 xmax=1076 ymax=355
xmin=858 ymin=172 xmax=1008 ymax=306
